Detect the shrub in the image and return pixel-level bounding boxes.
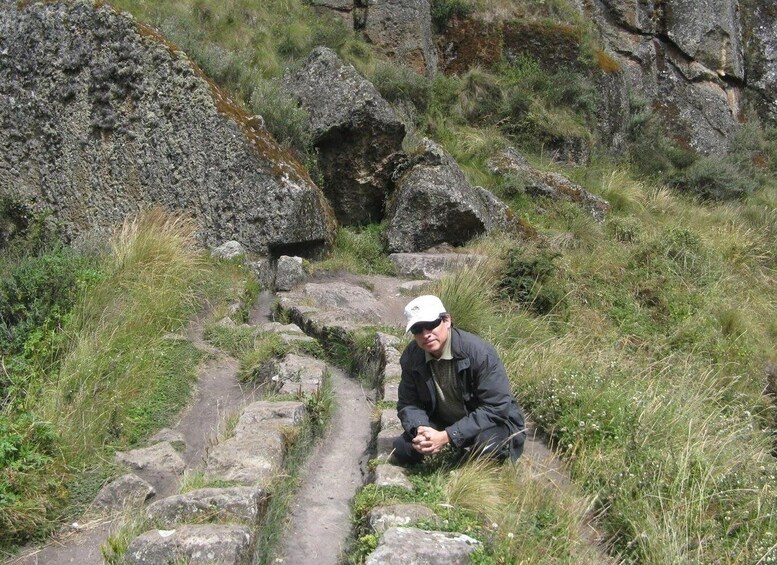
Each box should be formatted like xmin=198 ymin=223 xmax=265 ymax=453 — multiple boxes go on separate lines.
xmin=498 ymin=248 xmax=567 ymax=317
xmin=430 ymin=0 xmax=473 ymax=32
xmin=673 ymin=155 xmax=759 ymax=201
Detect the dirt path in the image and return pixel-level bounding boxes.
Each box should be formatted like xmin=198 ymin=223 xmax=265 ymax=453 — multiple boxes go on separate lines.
xmin=276 ymin=366 xmax=375 ymax=564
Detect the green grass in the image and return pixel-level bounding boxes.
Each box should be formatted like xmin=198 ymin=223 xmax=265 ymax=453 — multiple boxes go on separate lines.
xmin=0 ymin=209 xmax=251 ymax=548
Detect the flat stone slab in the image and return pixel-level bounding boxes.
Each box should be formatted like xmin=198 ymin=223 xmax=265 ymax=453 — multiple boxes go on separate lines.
xmin=205 ymin=428 xmax=285 ymax=486
xmin=145 ymin=486 xmax=268 ymax=526
xmin=380 ymin=409 xmax=401 ymax=431
xmin=125 ymin=524 xmax=252 ymax=565
xmin=383 ymin=381 xmax=399 ymax=403
xmin=205 ymin=401 xmax=304 ymax=485
xmin=259 ymin=322 xmax=305 ymax=334
xmin=114 ymin=442 xmax=186 ymax=475
xmin=365 ymin=527 xmax=480 ymax=564
xmin=372 ymin=464 xmax=413 ymax=491
xmin=92 ymin=473 xmax=155 ymax=513
xmin=276 ymin=353 xmax=326 ymax=395
xmin=388 ymin=253 xmax=487 ymax=280
xmin=367 ymin=504 xmax=440 ymax=534
xmin=376 ymin=428 xmax=399 ymax=457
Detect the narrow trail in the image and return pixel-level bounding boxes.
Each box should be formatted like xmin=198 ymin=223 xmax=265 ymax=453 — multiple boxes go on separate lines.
xmin=276 ymin=366 xmax=375 ymax=564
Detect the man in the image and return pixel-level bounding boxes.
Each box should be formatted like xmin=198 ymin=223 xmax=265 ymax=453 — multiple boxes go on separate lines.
xmin=392 ymin=295 xmax=526 ymax=464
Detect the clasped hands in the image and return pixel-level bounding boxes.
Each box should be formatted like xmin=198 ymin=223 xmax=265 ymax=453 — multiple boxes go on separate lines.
xmin=411 ymin=425 xmax=449 ymax=455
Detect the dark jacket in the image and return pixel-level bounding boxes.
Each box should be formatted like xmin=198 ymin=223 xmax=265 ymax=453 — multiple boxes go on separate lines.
xmin=397 ymin=327 xmax=526 ymax=457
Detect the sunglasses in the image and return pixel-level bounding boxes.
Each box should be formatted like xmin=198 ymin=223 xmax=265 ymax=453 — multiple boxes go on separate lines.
xmin=409 ymin=317 xmax=443 ymax=335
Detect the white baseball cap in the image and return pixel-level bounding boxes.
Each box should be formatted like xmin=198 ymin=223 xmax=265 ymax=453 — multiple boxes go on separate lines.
xmin=404 ymin=295 xmax=447 ymax=333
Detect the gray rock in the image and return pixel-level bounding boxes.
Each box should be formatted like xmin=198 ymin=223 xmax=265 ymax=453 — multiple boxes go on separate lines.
xmin=376 ymin=428 xmax=399 ymax=458
xmin=388 ymin=252 xmax=488 ymax=280
xmin=372 ymin=465 xmax=413 ymax=491
xmin=145 ymin=486 xmax=267 ymax=526
xmin=366 ymin=527 xmax=480 ymax=564
xmin=383 ymin=380 xmax=400 ymax=404
xmin=385 ymin=139 xmax=509 ymax=252
xmin=276 ymin=353 xmax=327 ymax=396
xmin=148 ymin=429 xmax=186 ymax=452
xmin=277 ymin=281 xmax=394 ymax=342
xmin=487 ymin=148 xmax=610 ymax=222
xmin=282 ymin=47 xmax=405 ymax=225
xmin=205 ymin=401 xmax=304 ymax=485
xmin=259 ymin=322 xmax=305 ymax=335
xmin=367 ymin=504 xmax=440 ymax=534
xmin=92 ymin=474 xmax=155 ymax=513
xmin=249 ymin=257 xmax=275 ymax=291
xmin=399 ymin=280 xmax=431 ymax=295
xmin=0 ymin=2 xmax=334 ymax=256
xmin=115 ymin=442 xmax=186 ymax=475
xmin=586 ymin=1 xmax=743 ymax=155
xmin=380 ymin=409 xmax=402 ymax=431
xmin=204 ymin=429 xmax=286 ymax=486
xmin=743 ymin=1 xmax=777 ymax=120
xmin=363 ymin=0 xmax=437 ymax=77
xmin=211 ymin=241 xmax=246 ymax=260
xmin=275 ymin=255 xmax=306 ymax=291
xmin=125 ymin=524 xmax=252 ymax=565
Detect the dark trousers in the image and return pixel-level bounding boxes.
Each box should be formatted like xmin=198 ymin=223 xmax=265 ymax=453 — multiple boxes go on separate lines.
xmin=392 ymin=422 xmax=523 ymax=464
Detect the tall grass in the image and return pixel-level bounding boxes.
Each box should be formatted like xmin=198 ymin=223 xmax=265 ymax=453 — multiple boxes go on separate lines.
xmin=40 ymin=210 xmax=206 ymax=458
xmin=0 ymin=209 xmax=248 ymax=547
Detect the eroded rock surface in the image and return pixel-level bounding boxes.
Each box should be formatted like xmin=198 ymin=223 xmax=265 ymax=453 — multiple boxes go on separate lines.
xmin=0 ymin=1 xmax=334 ymax=255
xmin=282 ymin=47 xmax=405 ymax=226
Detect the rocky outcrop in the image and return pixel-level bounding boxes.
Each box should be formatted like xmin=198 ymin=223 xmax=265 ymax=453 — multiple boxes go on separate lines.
xmin=308 ymin=1 xmax=437 ymax=76
xmin=384 ymin=139 xmax=511 ymax=253
xmin=0 ymin=1 xmax=335 ymax=256
xmin=362 ymin=0 xmax=438 ymax=77
xmin=487 ymin=148 xmax=610 ymax=222
xmin=586 ymin=0 xmax=746 ymax=155
xmin=282 ymin=47 xmax=406 ymax=226
xmin=742 ymin=1 xmax=777 ymax=120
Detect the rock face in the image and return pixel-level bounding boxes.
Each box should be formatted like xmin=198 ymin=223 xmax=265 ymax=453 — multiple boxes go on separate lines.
xmin=742 ymin=1 xmax=777 ymax=121
xmin=384 ymin=139 xmax=511 ymax=253
xmin=362 ymin=0 xmax=437 ymax=77
xmin=282 ymin=47 xmax=406 ymax=226
xmin=586 ymin=0 xmax=745 ymax=155
xmin=365 ymin=527 xmax=480 ymax=564
xmin=0 ymin=1 xmax=335 ymax=256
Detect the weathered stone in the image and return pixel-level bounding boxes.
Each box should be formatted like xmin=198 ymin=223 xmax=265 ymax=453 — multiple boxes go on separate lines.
xmin=367 ymin=504 xmax=440 ymax=534
xmin=383 ymin=381 xmax=400 ymax=404
xmin=365 ymin=527 xmax=480 ymax=564
xmin=115 ymin=442 xmax=186 ymax=475
xmin=277 ymin=281 xmax=395 ymax=342
xmin=204 ymin=429 xmax=285 ymax=486
xmin=124 ymin=524 xmax=251 ymax=565
xmin=92 ymin=474 xmax=155 ymax=513
xmin=275 ymin=255 xmax=306 ymax=291
xmin=376 ymin=428 xmax=399 ymax=457
xmin=363 ymin=0 xmax=437 ymax=77
xmin=742 ymin=1 xmax=777 ymax=121
xmin=372 ymin=465 xmax=413 ymax=490
xmin=399 ymin=280 xmax=431 ymax=295
xmin=276 ymin=353 xmax=327 ymax=396
xmin=380 ymin=409 xmax=401 ymax=431
xmin=282 ymin=47 xmax=405 ymax=226
xmin=0 ymin=1 xmax=335 ymax=256
xmin=211 ymin=241 xmax=245 ymax=261
xmin=259 ymin=322 xmax=305 ymax=335
xmin=487 ymin=148 xmax=610 ymax=222
xmin=145 ymin=486 xmax=267 ymax=526
xmin=148 ymin=429 xmax=186 ymax=452
xmin=249 ymin=257 xmax=275 ymax=290
xmin=388 ymin=252 xmax=488 ymax=280
xmin=385 ymin=139 xmax=510 ymax=252
xmin=205 ymin=401 xmax=304 ymax=485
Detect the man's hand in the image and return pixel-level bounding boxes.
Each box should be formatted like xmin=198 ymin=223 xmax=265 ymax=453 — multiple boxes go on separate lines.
xmin=412 ymin=426 xmax=449 ymax=455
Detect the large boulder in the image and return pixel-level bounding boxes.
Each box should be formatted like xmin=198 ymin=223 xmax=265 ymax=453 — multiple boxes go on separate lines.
xmin=362 ymin=0 xmax=437 ymax=77
xmin=384 ymin=139 xmax=510 ymax=253
xmin=0 ymin=1 xmax=335 ymax=256
xmin=282 ymin=47 xmax=406 ymax=226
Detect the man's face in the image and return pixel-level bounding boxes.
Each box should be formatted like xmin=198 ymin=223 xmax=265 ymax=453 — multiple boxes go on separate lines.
xmin=412 ymin=316 xmax=451 ymax=358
